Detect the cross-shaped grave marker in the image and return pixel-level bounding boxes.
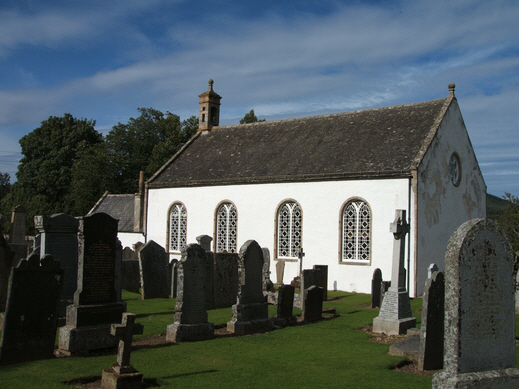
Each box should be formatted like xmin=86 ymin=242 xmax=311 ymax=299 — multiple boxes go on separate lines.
xmin=111 ymin=313 xmax=144 ymax=374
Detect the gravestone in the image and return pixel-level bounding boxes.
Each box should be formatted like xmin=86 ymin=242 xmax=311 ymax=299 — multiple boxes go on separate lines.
xmin=0 ymin=216 xmax=14 ymax=312
xmin=418 ymin=270 xmax=444 ymax=371
xmin=203 ymin=251 xmax=215 ymax=310
xmin=138 ymin=240 xmax=169 ymax=299
xmin=275 ymin=260 xmax=285 ymax=286
xmin=373 ymin=210 xmax=416 ymax=335
xmin=169 ymin=258 xmax=178 ymax=298
xmin=227 ymin=240 xmax=272 ymax=335
xmin=213 ymin=252 xmax=239 ymax=309
xmin=101 ymin=313 xmax=144 ymax=389
xmin=380 ymin=280 xmax=391 ymax=306
xmin=313 ymin=264 xmax=328 ymax=301
xmin=428 ymin=263 xmax=439 ymax=279
xmin=516 ymin=271 xmax=519 ymax=314
xmin=301 ymin=268 xmax=322 ymax=294
xmin=432 ymin=219 xmax=519 ymax=388
xmin=35 ymin=213 xmax=80 ymax=316
xmin=59 ymin=213 xmax=126 ymax=355
xmin=196 ymin=234 xmax=213 ymax=252
xmin=371 ymin=268 xmax=383 ymax=308
xmin=0 ymin=253 xmax=63 ymax=365
xmin=9 ymin=205 xmax=26 ymax=244
xmin=276 ymin=284 xmax=296 ymax=323
xmin=302 ymin=285 xmax=323 ymax=322
xmin=121 ymin=259 xmax=140 ymax=294
xmin=262 ymin=247 xmax=274 ymax=295
xmin=166 ymin=244 xmax=214 ymax=342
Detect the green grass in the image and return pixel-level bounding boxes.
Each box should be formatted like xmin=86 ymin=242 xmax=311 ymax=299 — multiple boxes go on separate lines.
xmin=0 ymin=291 xmax=517 ymax=388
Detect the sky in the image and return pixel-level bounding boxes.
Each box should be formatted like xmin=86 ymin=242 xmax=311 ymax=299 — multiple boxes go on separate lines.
xmin=0 ymin=0 xmax=518 ymax=197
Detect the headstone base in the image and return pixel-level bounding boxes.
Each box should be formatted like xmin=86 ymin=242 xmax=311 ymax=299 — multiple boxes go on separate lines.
xmin=101 ymin=365 xmax=142 ymax=389
xmin=58 ymin=324 xmax=118 ymax=356
xmin=227 ymin=317 xmax=273 ymax=335
xmin=432 ymin=368 xmax=519 ymax=388
xmin=372 ymin=316 xmax=416 ymax=336
xmin=165 ymin=322 xmax=214 ymax=342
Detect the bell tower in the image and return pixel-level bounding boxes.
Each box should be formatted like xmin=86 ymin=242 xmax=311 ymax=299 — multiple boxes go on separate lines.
xmin=198 ymin=79 xmax=222 ymax=132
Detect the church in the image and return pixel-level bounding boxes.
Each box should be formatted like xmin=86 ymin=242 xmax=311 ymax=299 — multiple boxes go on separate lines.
xmin=139 ymin=80 xmax=485 ymax=297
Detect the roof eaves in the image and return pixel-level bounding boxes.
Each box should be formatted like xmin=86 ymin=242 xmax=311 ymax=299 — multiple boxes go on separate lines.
xmin=87 ymin=190 xmax=109 ymax=215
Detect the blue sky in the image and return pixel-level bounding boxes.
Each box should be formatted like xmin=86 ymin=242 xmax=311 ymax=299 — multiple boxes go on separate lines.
xmin=0 ymin=0 xmax=518 ymax=197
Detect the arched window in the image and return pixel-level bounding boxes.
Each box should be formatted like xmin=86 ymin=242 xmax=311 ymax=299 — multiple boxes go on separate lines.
xmin=169 ymin=202 xmax=187 ymax=253
xmin=341 ymin=200 xmax=371 ymax=262
xmin=277 ymin=201 xmax=302 ymax=259
xmin=216 ymin=202 xmax=237 ymax=253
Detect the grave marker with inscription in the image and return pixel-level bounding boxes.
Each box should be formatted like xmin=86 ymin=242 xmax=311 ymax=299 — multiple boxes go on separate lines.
xmin=432 ymin=219 xmax=519 ymax=388
xmin=58 ymin=213 xmax=126 ymax=355
xmin=138 ymin=240 xmax=169 ymax=299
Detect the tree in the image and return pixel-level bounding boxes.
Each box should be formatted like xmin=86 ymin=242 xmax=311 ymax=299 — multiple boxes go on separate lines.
xmin=499 ymin=193 xmax=519 ymax=265
xmin=0 ymin=173 xmax=10 ymax=200
xmin=240 ymin=109 xmax=266 ymax=124
xmin=105 ymin=108 xmax=198 ymax=193
xmin=9 ymin=114 xmax=102 ymax=231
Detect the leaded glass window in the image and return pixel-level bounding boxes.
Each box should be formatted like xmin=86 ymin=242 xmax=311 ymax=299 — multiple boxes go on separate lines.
xmin=169 ymin=203 xmax=187 ymax=253
xmin=277 ymin=201 xmax=302 ymax=259
xmin=216 ymin=202 xmax=237 ymax=253
xmin=342 ymin=200 xmax=371 ymax=262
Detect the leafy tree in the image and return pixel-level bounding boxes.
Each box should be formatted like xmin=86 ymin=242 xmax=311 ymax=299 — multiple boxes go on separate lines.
xmin=105 ymin=108 xmax=198 ymax=193
xmin=240 ymin=109 xmax=266 ymax=124
xmin=0 ymin=172 xmax=10 ymax=200
xmin=9 ymin=114 xmax=102 ymax=231
xmin=499 ymin=193 xmax=519 ymax=270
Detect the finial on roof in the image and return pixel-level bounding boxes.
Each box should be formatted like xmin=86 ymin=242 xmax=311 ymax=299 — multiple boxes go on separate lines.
xmin=448 ymin=82 xmax=455 ymax=96
xmin=208 ymin=79 xmax=214 ymax=91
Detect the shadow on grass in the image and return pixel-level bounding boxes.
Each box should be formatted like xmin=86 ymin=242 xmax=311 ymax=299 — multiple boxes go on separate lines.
xmin=62 ymin=375 xmax=161 ymax=388
xmin=163 ymin=369 xmax=218 ymax=379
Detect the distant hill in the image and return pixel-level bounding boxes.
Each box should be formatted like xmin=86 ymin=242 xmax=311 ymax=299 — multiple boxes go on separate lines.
xmin=487 ymin=193 xmax=508 ymax=221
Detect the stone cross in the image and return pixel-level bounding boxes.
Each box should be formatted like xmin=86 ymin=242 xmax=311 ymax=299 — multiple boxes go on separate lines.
xmin=111 ymin=313 xmax=144 ymax=374
xmin=389 ymin=210 xmax=409 ymax=290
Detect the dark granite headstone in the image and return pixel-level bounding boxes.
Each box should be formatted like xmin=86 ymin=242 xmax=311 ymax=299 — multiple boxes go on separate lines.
xmin=302 ymin=285 xmax=323 ymax=322
xmin=166 ymin=244 xmax=214 ymax=342
xmin=277 ymin=284 xmax=295 ymax=319
xmin=227 ymin=240 xmax=272 ymax=335
xmin=58 ymin=213 xmax=125 ymax=355
xmin=121 ymin=260 xmax=140 ymax=294
xmin=432 ymin=219 xmax=519 ymax=388
xmin=139 ymin=240 xmax=169 ymax=299
xmin=213 ymin=252 xmax=239 ymax=309
xmin=371 ymin=268 xmax=383 ymax=308
xmin=418 ymin=270 xmax=444 ymax=371
xmin=0 ymin=253 xmax=63 ymax=365
xmin=313 ymin=264 xmax=328 ymax=301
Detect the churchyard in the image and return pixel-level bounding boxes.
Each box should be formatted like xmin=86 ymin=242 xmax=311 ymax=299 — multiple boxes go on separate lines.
xmin=1 ymin=212 xmax=519 ymax=388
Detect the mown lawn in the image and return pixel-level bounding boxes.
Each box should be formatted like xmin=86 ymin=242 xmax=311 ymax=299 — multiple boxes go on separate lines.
xmin=0 ymin=291 xmax=517 ymax=389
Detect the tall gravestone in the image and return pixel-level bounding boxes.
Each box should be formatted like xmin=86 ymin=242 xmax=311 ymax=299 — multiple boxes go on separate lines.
xmin=432 ymin=219 xmax=519 ymax=388
xmin=418 ymin=270 xmax=444 ymax=371
xmin=0 ymin=253 xmax=63 ymax=365
xmin=34 ymin=213 xmax=79 ymax=316
xmin=275 ymin=260 xmax=285 ymax=286
xmin=213 ymin=252 xmax=239 ymax=309
xmin=276 ymin=284 xmax=296 ymax=325
xmin=166 ymin=244 xmax=214 ymax=342
xmin=371 ymin=268 xmax=383 ymax=308
xmin=139 ymin=240 xmax=169 ymax=299
xmin=59 ymin=213 xmax=126 ymax=355
xmin=313 ymin=264 xmax=328 ymax=301
xmin=169 ymin=258 xmax=179 ymax=298
xmin=373 ymin=210 xmax=416 ymax=335
xmin=8 ymin=205 xmax=26 ymax=244
xmin=227 ymin=240 xmax=272 ymax=335
xmin=302 ymin=285 xmax=323 ymax=322
xmin=0 ymin=215 xmax=14 ymax=312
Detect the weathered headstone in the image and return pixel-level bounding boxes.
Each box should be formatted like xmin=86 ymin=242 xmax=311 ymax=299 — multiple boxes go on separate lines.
xmin=59 ymin=213 xmax=126 ymax=355
xmin=227 ymin=240 xmax=272 ymax=335
xmin=0 ymin=215 xmax=14 ymax=312
xmin=101 ymin=313 xmax=144 ymax=389
xmin=418 ymin=270 xmax=444 ymax=371
xmin=0 ymin=253 xmax=63 ymax=365
xmin=166 ymin=244 xmax=214 ymax=342
xmin=35 ymin=213 xmax=79 ymax=316
xmin=262 ymin=247 xmax=275 ymax=295
xmin=432 ymin=219 xmax=519 ymax=388
xmin=301 ymin=268 xmax=321 ymax=294
xmin=169 ymin=258 xmax=178 ymax=298
xmin=8 ymin=205 xmax=26 ymax=244
xmin=275 ymin=260 xmax=285 ymax=286
xmin=196 ymin=234 xmax=213 ymax=252
xmin=302 ymin=285 xmax=323 ymax=322
xmin=371 ymin=268 xmax=383 ymax=308
xmin=313 ymin=264 xmax=328 ymax=301
xmin=121 ymin=259 xmax=140 ymax=294
xmin=380 ymin=280 xmax=391 ymax=306
xmin=213 ymin=252 xmax=239 ymax=309
xmin=139 ymin=240 xmax=169 ymax=299
xmin=373 ymin=210 xmax=416 ymax=335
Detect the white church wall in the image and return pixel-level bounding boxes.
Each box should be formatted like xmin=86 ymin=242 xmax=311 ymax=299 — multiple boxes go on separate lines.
xmin=146 ymin=177 xmax=411 ymax=295
xmin=117 ymin=232 xmax=145 ymax=250
xmin=415 ymin=100 xmax=486 ymax=296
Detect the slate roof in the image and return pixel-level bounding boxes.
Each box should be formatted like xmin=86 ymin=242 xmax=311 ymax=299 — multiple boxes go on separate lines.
xmin=148 ymin=96 xmax=452 ymax=188
xmin=88 ymin=193 xmax=136 ymax=232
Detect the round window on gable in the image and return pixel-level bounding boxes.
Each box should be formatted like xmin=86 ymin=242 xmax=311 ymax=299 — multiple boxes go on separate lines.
xmin=449 ymin=152 xmax=461 ymax=187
